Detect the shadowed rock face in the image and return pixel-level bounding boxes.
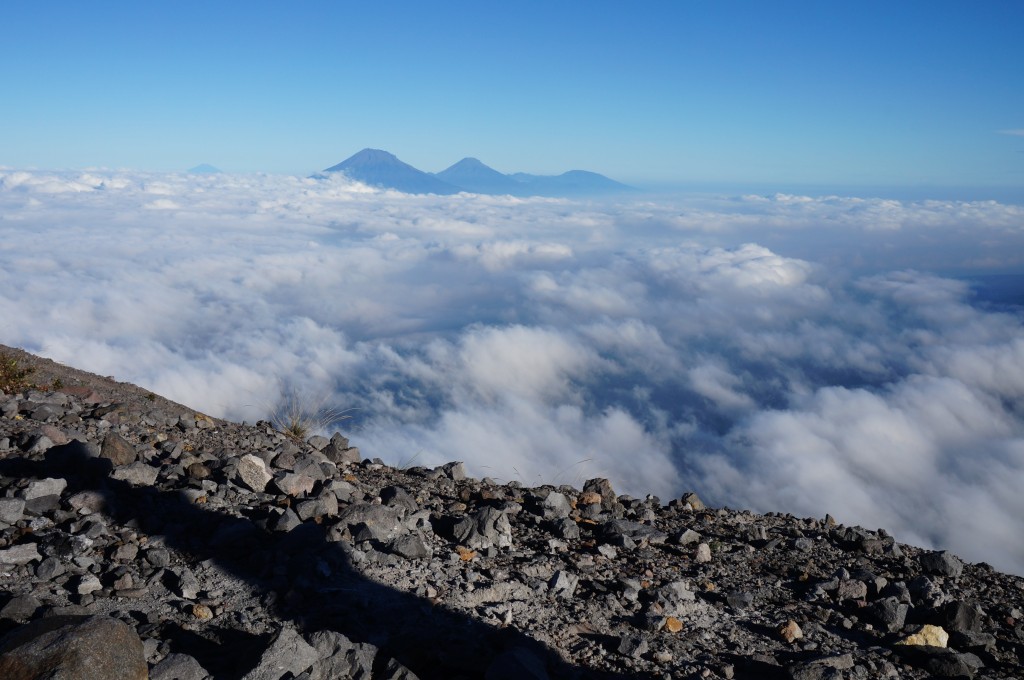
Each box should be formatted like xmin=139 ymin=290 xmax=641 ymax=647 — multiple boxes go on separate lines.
xmin=0 ymin=615 xmax=147 ymax=680
xmin=0 ymin=346 xmax=1023 ymax=679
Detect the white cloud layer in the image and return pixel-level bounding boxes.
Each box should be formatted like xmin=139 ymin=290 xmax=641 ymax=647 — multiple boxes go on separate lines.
xmin=2 ymin=169 xmax=1024 ymax=573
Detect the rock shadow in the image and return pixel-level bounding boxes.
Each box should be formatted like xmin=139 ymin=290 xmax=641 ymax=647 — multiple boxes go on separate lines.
xmin=1 ymin=441 xmax=653 ymax=680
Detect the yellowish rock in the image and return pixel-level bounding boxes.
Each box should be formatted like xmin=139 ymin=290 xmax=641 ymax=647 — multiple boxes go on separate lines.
xmin=456 ymin=546 xmax=477 ymax=561
xmin=896 ymin=624 xmax=948 ymax=648
xmin=778 ymin=619 xmax=803 ymax=643
xmin=663 ymin=617 xmax=684 ymax=633
xmin=191 ymin=604 xmax=214 ymax=621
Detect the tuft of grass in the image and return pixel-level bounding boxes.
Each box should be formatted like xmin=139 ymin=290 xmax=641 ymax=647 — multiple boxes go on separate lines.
xmin=0 ymin=353 xmax=35 ymax=394
xmin=269 ymin=388 xmax=355 ymax=442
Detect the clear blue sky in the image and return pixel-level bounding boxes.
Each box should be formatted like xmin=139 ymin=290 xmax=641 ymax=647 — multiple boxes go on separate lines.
xmin=2 ymin=1 xmax=1022 ymax=192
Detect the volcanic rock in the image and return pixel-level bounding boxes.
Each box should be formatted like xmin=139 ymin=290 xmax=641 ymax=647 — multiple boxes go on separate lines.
xmin=0 ymin=615 xmax=147 ymax=680
xmin=1 ymin=344 xmax=1023 ymax=680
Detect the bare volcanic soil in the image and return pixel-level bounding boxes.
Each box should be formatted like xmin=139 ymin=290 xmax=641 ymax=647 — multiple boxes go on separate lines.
xmin=0 ymin=344 xmax=1022 ymax=679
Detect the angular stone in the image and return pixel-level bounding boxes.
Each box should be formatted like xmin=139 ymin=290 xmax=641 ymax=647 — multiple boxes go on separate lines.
xmin=24 ymin=494 xmax=60 ymax=515
xmin=0 ymin=498 xmax=26 ymax=524
xmin=110 ymin=462 xmax=159 ymax=487
xmin=380 ymin=485 xmax=419 ymax=515
xmin=542 ymin=491 xmax=571 ymax=519
xmin=236 ymin=454 xmax=273 ymax=493
xmin=583 ymin=478 xmax=617 ymax=508
xmin=0 ymin=543 xmax=42 ymax=565
xmin=273 ymin=472 xmax=315 ymax=497
xmin=440 ymin=461 xmax=466 ymax=481
xmin=388 ymin=533 xmax=431 ymax=560
xmin=173 ymin=567 xmax=201 ymax=599
xmin=778 ymin=619 xmax=803 ymax=643
xmin=896 ymin=624 xmax=949 ymax=648
xmin=676 ymin=528 xmax=701 ymax=546
xmin=190 ymin=604 xmax=213 ymax=621
xmin=726 ymin=592 xmax=754 ymax=610
xmin=100 ymin=432 xmax=137 ymax=466
xmin=336 ymin=447 xmax=361 ymax=465
xmin=25 ymin=434 xmax=55 ymax=454
xmin=306 ymin=435 xmax=330 ymax=451
xmin=0 ymin=595 xmax=42 ymax=622
xmin=695 ymin=542 xmax=712 ymax=563
xmin=145 ymin=547 xmax=171 ymax=568
xmin=185 ymin=462 xmax=211 ymax=480
xmin=322 ymin=438 xmax=358 ymax=465
xmin=66 ymin=491 xmax=105 ymax=515
xmin=335 ymin=503 xmax=403 ymax=543
xmin=616 ymin=633 xmax=648 ymax=659
xmin=272 ymin=508 xmax=302 ymax=533
xmin=111 ymin=543 xmax=138 ymax=561
xmin=452 ymin=506 xmax=513 ymax=550
xmin=920 ymin=550 xmax=964 ymax=578
xmin=836 ymin=579 xmax=868 ymax=601
xmin=36 ymin=556 xmax=66 ymax=580
xmin=602 ymin=519 xmax=667 ymax=546
xmin=943 ymin=600 xmax=987 ymax=634
xmin=308 ymin=630 xmax=378 ymax=680
xmin=37 ymin=424 xmax=69 ymax=446
xmin=76 ymin=574 xmax=102 ymax=596
xmin=549 ymin=570 xmax=579 ymax=598
xmin=893 ymin=645 xmax=982 ymax=679
xmin=0 ymin=615 xmax=147 ymax=680
xmin=552 ymin=517 xmax=580 ymax=540
xmin=680 ymin=491 xmax=705 ymax=511
xmin=295 ymin=492 xmax=339 ymax=521
xmin=242 ymin=625 xmax=319 ymax=680
xmin=866 ymin=597 xmax=909 ymax=633
xmin=21 ymin=477 xmax=67 ymax=500
xmin=291 ymin=454 xmax=329 ymax=482
xmin=150 ymin=652 xmax=210 ymax=680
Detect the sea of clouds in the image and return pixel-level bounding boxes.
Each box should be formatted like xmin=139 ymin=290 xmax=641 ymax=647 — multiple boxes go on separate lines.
xmin=2 ymin=168 xmax=1023 ymax=573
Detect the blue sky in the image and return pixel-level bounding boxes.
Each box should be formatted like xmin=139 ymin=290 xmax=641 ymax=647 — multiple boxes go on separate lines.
xmin=2 ymin=1 xmax=1023 ymax=193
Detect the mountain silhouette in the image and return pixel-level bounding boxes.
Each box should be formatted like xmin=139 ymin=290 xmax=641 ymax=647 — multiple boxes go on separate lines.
xmin=509 ymin=169 xmax=634 ymax=197
xmin=434 ymin=157 xmax=524 ymax=195
xmin=321 ymin=149 xmax=633 ymax=197
xmin=322 ymin=149 xmax=461 ymax=195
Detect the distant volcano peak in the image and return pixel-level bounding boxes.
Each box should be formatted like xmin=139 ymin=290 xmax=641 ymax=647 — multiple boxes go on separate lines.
xmin=320 ymin=149 xmax=633 ymax=197
xmin=322 ymin=149 xmax=460 ymax=195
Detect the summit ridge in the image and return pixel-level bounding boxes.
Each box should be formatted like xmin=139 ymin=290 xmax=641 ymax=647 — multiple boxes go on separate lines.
xmin=322 ymin=149 xmax=634 ymax=197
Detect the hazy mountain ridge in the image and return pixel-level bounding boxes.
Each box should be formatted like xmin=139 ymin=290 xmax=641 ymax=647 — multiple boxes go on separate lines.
xmin=323 ymin=148 xmax=634 ymax=197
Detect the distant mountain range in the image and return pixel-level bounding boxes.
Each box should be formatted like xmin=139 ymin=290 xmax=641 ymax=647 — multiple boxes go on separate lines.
xmin=319 ymin=149 xmax=633 ymax=197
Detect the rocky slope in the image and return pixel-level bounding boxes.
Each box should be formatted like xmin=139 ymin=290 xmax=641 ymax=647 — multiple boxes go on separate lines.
xmin=0 ymin=345 xmax=1022 ymax=679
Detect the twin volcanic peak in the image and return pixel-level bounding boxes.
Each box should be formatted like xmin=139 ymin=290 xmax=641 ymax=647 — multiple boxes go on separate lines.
xmin=321 ymin=148 xmax=634 ymax=197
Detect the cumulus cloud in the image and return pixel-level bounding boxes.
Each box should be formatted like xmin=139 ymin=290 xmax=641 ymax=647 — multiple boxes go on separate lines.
xmin=2 ymin=168 xmax=1024 ymax=572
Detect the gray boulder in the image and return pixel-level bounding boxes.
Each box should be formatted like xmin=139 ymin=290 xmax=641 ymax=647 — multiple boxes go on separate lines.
xmin=452 ymin=506 xmax=513 ymax=550
xmin=241 ymin=625 xmax=319 ymax=680
xmin=0 ymin=615 xmax=147 ymax=680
